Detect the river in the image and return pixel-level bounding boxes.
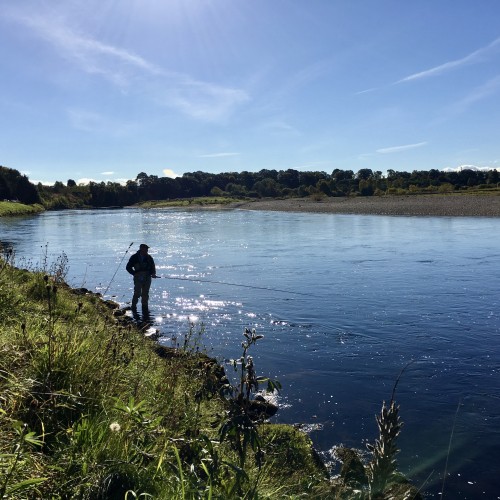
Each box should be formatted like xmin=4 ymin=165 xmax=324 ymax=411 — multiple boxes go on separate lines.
xmin=1 ymin=208 xmax=499 ymax=498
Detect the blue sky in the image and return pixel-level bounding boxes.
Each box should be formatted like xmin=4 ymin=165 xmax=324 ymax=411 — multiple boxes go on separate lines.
xmin=1 ymin=0 xmax=500 ymax=185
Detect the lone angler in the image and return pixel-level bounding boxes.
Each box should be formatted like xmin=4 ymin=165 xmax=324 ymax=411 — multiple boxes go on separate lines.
xmin=126 ymin=243 xmax=157 ymax=311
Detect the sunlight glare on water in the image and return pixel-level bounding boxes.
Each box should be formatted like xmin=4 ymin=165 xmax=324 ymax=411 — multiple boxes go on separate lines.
xmin=1 ymin=207 xmax=500 ymax=498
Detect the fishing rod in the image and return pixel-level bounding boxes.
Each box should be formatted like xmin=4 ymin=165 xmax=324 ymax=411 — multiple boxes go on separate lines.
xmin=157 ymin=274 xmax=313 ymax=297
xmin=102 ymin=242 xmax=134 ymax=297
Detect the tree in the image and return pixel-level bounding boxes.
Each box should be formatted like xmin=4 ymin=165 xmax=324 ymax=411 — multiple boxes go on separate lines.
xmin=356 ymin=169 xmax=373 ymax=180
xmin=332 ymin=169 xmax=354 ymax=181
xmin=317 ymin=179 xmax=332 ymax=196
xmin=253 ymin=178 xmax=281 ymax=197
xmin=359 ymin=179 xmax=375 ymax=196
xmin=487 ymin=169 xmax=499 ymax=185
xmin=0 ymin=175 xmax=9 ymax=199
xmin=278 ymin=169 xmax=300 ymax=189
xmin=136 ymin=172 xmax=150 ymax=186
xmin=0 ymin=166 xmax=41 ymax=204
xmin=386 ymin=170 xmax=397 ymax=181
xmin=225 ymin=183 xmax=247 ymax=196
xmin=299 ymin=171 xmax=326 ymax=188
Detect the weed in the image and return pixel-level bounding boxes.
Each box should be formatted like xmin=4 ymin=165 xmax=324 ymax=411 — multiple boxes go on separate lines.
xmin=219 ymin=328 xmax=281 ymax=475
xmin=0 ymin=421 xmax=47 ymax=498
xmin=366 ymin=399 xmax=403 ymax=496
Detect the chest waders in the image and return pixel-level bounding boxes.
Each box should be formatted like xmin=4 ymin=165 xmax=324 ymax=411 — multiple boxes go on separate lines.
xmin=132 ymin=258 xmax=153 ymax=309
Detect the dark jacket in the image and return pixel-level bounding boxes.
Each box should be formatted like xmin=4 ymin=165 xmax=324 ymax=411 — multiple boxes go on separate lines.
xmin=126 ymin=252 xmax=156 ymax=276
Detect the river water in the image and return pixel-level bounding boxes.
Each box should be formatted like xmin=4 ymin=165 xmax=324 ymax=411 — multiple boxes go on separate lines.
xmin=1 ymin=208 xmax=499 ymax=498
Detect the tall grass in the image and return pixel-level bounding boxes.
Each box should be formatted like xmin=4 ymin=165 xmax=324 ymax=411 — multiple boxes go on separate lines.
xmin=0 ymin=201 xmax=44 ymax=216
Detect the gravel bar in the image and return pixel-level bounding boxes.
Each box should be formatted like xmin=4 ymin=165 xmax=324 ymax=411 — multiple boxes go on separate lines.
xmin=228 ymin=194 xmax=500 ymax=217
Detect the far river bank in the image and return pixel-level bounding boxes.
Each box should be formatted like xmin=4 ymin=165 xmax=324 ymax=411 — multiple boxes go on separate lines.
xmin=2 ymin=193 xmax=500 ymax=218
xmin=226 ymin=193 xmax=500 ymax=217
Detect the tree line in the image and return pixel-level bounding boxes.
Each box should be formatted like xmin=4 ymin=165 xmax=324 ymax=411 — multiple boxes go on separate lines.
xmin=1 ymin=165 xmax=499 ymax=209
xmin=0 ymin=166 xmax=42 ymax=205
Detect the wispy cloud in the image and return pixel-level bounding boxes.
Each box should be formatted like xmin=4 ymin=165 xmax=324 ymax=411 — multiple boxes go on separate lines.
xmin=159 ymin=78 xmax=249 ymax=122
xmin=7 ymin=10 xmax=160 ymax=86
xmin=283 ymin=59 xmax=334 ymax=94
xmin=451 ymin=74 xmax=500 ymax=113
xmin=101 ymin=171 xmax=114 ymax=176
xmin=261 ymin=120 xmax=301 ymax=136
xmin=256 ymin=58 xmax=334 ymax=111
xmin=67 ymin=108 xmax=135 ymax=135
xmin=395 ymin=37 xmax=500 ymax=84
xmin=355 ymin=87 xmax=378 ymax=95
xmin=7 ymin=8 xmax=249 ymax=122
xmin=376 ymin=141 xmax=427 ymax=154
xmin=198 ymin=152 xmax=240 ymax=158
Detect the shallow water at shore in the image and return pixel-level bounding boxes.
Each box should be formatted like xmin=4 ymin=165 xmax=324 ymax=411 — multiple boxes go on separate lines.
xmin=1 ymin=208 xmax=500 ymax=497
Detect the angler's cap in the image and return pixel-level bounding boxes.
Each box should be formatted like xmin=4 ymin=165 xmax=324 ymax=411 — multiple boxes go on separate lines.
xmin=139 ymin=243 xmax=149 ymax=249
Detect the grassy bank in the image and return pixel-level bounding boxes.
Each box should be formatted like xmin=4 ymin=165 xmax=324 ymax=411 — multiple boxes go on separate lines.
xmin=137 ymin=196 xmax=246 ymax=209
xmin=0 ymin=201 xmax=45 ymax=216
xmin=0 ymin=250 xmax=421 ymax=498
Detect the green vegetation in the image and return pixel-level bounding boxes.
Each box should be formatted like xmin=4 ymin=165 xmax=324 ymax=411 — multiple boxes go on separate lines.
xmin=139 ymin=196 xmax=244 ymax=209
xmin=1 ymin=163 xmax=499 ymax=211
xmin=0 ymin=166 xmax=41 ymax=205
xmin=0 ymin=201 xmax=45 ymax=217
xmin=0 ymin=249 xmax=422 ymax=498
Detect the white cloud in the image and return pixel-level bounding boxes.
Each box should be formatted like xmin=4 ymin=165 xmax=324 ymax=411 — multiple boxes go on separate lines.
xmin=163 ymin=169 xmax=180 ymax=178
xmin=76 ymin=178 xmax=97 ymax=185
xmin=31 ymin=179 xmax=56 ymax=186
xmin=76 ymin=177 xmax=129 ymax=185
xmin=443 ymin=164 xmax=497 ymax=172
xmin=376 ymin=142 xmax=427 ymax=154
xmin=395 ymin=37 xmax=500 ymax=84
xmin=101 ymin=171 xmax=114 ymax=176
xmin=113 ymin=178 xmax=130 ymax=185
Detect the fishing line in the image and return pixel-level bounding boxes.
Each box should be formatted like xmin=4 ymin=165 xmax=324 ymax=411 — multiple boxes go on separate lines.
xmin=159 ymin=274 xmax=314 ymax=297
xmin=102 ymin=242 xmax=134 ymax=297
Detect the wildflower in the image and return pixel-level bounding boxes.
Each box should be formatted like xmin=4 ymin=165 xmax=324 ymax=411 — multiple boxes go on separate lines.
xmin=109 ymin=422 xmax=121 ymax=433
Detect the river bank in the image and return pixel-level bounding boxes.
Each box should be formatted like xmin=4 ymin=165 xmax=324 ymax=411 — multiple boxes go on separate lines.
xmin=0 ymin=245 xmax=425 ymax=498
xmin=3 ymin=194 xmax=500 ymax=218
xmin=228 ymin=193 xmax=500 ymax=217
xmin=0 ymin=200 xmax=44 ymax=216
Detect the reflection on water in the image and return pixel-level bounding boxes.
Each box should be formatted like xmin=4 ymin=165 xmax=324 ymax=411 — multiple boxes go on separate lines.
xmin=1 ymin=208 xmax=500 ymax=498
